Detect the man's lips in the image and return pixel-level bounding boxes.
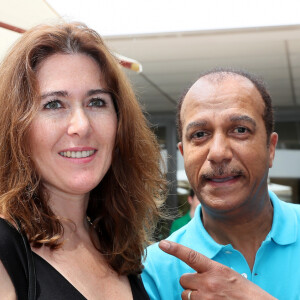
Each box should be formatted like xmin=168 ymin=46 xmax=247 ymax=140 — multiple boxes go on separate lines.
xmin=206 ymin=175 xmax=240 ymax=183
xmin=201 ymin=169 xmax=244 ymax=184
xmin=209 ymin=176 xmax=238 ymax=183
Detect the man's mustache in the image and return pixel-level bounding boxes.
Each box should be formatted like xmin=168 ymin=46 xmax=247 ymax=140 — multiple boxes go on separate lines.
xmin=201 ymin=167 xmax=244 ymax=179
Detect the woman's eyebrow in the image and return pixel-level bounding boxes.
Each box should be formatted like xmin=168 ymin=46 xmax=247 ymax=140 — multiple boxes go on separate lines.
xmin=41 ymin=91 xmax=68 ymax=99
xmin=87 ymin=89 xmax=112 ymax=97
xmin=40 ymin=89 xmax=113 ymax=99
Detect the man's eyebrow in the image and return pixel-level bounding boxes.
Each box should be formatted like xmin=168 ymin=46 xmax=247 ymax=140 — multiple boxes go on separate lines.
xmin=41 ymin=91 xmax=68 ymax=99
xmin=230 ymin=115 xmax=256 ymax=127
xmin=186 ymin=120 xmax=207 ymax=132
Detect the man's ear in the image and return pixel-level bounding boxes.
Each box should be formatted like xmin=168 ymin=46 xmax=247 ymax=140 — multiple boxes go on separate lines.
xmin=187 ymin=196 xmax=193 ymax=205
xmin=178 ymin=142 xmax=184 ymax=156
xmin=269 ymin=132 xmax=278 ymax=168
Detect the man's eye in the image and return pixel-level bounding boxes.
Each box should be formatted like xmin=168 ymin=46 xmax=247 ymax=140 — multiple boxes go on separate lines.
xmin=192 ymin=131 xmax=207 ymax=138
xmin=88 ymin=98 xmax=105 ymax=107
xmin=234 ymin=127 xmax=248 ymax=133
xmin=44 ymin=100 xmax=62 ymax=109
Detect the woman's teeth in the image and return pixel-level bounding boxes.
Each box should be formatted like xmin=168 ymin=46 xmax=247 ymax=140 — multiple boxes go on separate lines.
xmin=59 ymin=150 xmax=95 ymax=158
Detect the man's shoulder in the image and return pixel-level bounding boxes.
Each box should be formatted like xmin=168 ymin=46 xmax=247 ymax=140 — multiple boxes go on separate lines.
xmin=283 ymin=201 xmax=300 ymax=211
xmin=270 ymin=192 xmax=300 ymax=245
xmin=270 ymin=191 xmax=300 ymax=213
xmin=274 ymin=195 xmax=300 ymax=214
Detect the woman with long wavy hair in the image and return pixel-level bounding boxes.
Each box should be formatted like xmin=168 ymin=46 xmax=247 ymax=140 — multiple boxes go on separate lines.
xmin=0 ymin=22 xmax=165 ymax=299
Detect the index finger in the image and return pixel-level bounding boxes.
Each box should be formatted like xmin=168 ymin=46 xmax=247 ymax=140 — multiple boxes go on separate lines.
xmin=159 ymin=240 xmax=213 ymax=273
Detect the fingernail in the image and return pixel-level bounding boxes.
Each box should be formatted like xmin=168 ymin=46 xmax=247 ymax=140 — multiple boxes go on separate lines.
xmin=159 ymin=240 xmax=171 ymax=251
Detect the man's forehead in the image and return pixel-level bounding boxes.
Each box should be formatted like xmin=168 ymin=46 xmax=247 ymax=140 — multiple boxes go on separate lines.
xmin=187 ymin=73 xmax=255 ymax=98
xmin=180 ymin=74 xmax=265 ymax=126
xmin=183 ymin=74 xmax=260 ymax=108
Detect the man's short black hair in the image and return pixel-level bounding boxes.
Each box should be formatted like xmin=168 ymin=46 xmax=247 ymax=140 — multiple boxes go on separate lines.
xmin=177 ymin=68 xmax=274 ymax=144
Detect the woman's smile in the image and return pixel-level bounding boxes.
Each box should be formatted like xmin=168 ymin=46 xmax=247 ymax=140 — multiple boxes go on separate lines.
xmin=59 ymin=149 xmax=96 ymax=158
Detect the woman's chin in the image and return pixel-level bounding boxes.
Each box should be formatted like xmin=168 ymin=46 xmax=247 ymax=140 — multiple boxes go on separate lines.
xmin=43 ymin=179 xmax=100 ymax=197
xmin=67 ymin=181 xmax=99 ymax=195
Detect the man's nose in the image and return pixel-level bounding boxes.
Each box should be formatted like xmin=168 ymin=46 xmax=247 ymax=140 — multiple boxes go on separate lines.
xmin=207 ymin=132 xmax=233 ymax=164
xmin=67 ymin=108 xmax=91 ymax=137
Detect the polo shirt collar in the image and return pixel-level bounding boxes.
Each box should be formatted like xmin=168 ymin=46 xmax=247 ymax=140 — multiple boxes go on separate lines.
xmin=182 ymin=205 xmax=223 ymax=259
xmin=268 ymin=190 xmax=298 ymax=245
xmin=184 ymin=190 xmax=298 ymax=259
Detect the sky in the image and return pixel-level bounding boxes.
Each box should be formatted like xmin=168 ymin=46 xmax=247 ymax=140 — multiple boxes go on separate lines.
xmin=47 ymin=0 xmax=300 ymax=36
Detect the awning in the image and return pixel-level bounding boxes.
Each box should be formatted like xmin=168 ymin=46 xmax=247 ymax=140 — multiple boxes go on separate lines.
xmin=0 ymin=0 xmax=142 ymax=72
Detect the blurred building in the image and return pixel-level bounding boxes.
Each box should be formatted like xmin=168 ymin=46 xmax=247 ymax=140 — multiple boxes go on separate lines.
xmin=106 ymin=25 xmax=300 ymax=208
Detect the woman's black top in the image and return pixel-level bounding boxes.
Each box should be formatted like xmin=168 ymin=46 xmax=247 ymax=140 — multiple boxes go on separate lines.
xmin=0 ymin=218 xmax=149 ymax=299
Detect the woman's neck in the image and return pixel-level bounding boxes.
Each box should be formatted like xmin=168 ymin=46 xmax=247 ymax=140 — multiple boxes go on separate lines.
xmin=44 ymin=184 xmax=91 ymax=234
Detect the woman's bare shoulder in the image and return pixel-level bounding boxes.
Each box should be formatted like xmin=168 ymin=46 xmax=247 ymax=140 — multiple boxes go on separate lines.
xmin=0 ymin=260 xmax=17 ymax=300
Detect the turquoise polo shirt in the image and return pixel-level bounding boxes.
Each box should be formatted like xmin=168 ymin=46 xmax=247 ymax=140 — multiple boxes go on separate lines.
xmin=142 ymin=191 xmax=300 ymax=299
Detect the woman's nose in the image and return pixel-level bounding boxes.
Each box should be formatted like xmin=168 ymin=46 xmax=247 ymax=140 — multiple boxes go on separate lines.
xmin=67 ymin=108 xmax=91 ymax=137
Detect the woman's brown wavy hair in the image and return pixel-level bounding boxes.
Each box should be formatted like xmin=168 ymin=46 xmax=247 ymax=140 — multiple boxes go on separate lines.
xmin=0 ymin=22 xmax=166 ymax=275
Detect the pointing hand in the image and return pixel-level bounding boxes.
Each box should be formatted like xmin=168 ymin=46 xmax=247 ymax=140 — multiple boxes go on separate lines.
xmin=159 ymin=240 xmax=277 ymax=300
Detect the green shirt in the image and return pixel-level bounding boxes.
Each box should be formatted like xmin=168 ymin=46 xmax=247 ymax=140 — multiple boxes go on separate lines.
xmin=170 ymin=211 xmax=191 ymax=234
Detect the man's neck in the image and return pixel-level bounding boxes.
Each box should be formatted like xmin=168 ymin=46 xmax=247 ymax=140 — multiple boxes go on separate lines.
xmin=189 ymin=208 xmax=196 ymax=218
xmin=201 ymin=198 xmax=274 ymax=271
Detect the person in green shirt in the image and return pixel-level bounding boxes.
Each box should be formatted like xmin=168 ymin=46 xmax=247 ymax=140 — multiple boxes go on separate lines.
xmin=170 ymin=189 xmax=200 ymax=234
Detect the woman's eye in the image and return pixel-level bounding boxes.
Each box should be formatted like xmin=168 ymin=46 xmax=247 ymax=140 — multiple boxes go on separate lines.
xmin=88 ymin=98 xmax=105 ymax=107
xmin=44 ymin=100 xmax=62 ymax=110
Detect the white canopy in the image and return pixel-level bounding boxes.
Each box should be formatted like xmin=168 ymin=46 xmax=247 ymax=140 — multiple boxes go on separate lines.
xmin=0 ymin=0 xmax=142 ymax=71
xmin=0 ymin=0 xmax=60 ymax=59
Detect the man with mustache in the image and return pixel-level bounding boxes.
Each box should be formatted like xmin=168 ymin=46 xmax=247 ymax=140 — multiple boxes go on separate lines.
xmin=142 ymin=69 xmax=300 ymax=299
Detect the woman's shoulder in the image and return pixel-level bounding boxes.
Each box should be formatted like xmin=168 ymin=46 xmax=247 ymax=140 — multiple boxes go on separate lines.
xmin=0 ymin=217 xmax=25 ymax=262
xmin=0 ymin=259 xmax=17 ymax=300
xmin=0 ymin=217 xmax=29 ymax=300
xmin=0 ymin=217 xmax=19 ymax=243
xmin=128 ymin=274 xmax=150 ymax=300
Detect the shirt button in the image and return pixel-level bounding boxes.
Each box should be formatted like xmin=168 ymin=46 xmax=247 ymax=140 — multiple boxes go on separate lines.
xmin=225 ymin=250 xmax=232 ymax=254
xmin=241 ymin=273 xmax=248 ymax=278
